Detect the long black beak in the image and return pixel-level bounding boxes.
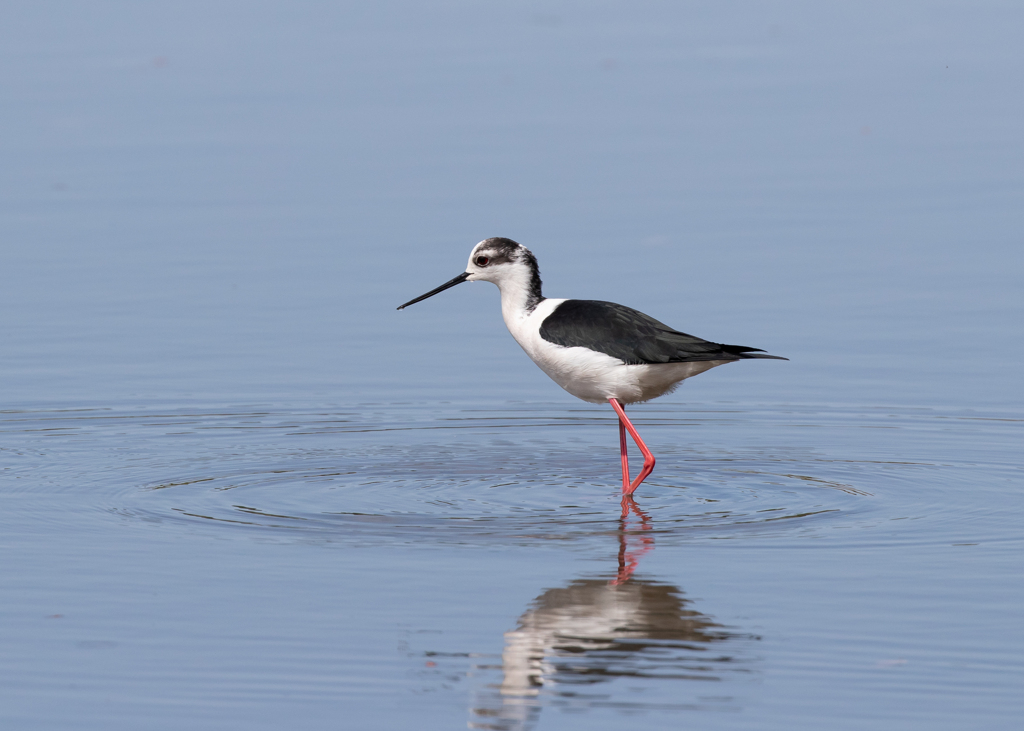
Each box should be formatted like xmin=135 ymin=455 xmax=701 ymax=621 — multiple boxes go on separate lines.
xmin=396 ymin=272 xmax=471 ymax=310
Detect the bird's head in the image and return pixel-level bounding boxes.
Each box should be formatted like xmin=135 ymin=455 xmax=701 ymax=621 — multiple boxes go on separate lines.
xmin=465 ymin=237 xmax=534 ymax=285
xmin=397 ymin=237 xmax=542 ymax=310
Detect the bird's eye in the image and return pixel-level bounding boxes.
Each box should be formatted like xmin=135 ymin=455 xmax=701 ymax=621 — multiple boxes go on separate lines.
xmin=475 ymin=256 xmax=490 ymax=267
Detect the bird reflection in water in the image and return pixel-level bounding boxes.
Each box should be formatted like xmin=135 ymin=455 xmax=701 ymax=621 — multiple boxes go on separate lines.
xmin=469 ymin=497 xmax=755 ymax=730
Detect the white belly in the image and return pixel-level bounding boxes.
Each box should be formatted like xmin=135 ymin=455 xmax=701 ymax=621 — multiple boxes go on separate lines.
xmin=504 ymin=299 xmax=731 ymax=404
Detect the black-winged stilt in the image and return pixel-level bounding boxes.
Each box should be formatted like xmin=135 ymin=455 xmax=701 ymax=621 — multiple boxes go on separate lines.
xmin=397 ymin=237 xmax=786 ymax=495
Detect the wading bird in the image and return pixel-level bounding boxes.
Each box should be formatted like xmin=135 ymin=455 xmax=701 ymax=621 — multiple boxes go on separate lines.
xmin=397 ymin=238 xmax=785 ymax=495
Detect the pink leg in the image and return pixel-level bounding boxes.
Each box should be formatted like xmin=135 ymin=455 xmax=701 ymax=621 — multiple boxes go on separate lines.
xmin=619 ymin=415 xmax=630 ymax=492
xmin=608 ymin=398 xmax=656 ymax=495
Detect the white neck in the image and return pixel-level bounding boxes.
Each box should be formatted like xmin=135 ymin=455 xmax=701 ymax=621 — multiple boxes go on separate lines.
xmin=496 ymin=263 xmax=543 ymax=324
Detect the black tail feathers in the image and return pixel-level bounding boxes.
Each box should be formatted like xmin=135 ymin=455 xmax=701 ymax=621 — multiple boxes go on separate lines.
xmin=721 ymin=344 xmax=789 ymax=361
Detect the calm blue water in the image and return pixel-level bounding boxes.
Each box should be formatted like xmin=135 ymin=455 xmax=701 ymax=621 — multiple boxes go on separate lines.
xmin=2 ymin=2 xmax=1022 ymax=729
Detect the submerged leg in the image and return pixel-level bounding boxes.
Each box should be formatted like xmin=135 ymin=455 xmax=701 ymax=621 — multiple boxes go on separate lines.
xmin=608 ymin=398 xmax=656 ymax=495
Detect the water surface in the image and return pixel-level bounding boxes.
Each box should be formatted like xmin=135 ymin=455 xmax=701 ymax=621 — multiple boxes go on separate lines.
xmin=1 ymin=2 xmax=1022 ymax=729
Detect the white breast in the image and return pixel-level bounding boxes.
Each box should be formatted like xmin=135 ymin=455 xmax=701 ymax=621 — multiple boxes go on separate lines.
xmin=501 ymin=299 xmax=731 ymax=404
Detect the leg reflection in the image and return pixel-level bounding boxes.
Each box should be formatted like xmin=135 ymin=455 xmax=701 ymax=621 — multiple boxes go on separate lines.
xmin=469 ymin=502 xmax=751 ymax=730
xmin=613 ymin=494 xmax=654 ymax=585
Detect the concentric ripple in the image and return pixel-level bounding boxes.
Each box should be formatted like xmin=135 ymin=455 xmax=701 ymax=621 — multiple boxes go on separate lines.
xmin=6 ymin=400 xmax=1016 ymax=548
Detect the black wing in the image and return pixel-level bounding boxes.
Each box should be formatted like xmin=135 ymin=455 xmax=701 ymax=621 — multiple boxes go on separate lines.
xmin=539 ymin=300 xmax=786 ymax=365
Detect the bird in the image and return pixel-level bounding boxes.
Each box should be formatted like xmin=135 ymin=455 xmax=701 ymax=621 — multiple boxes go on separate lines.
xmin=397 ymin=237 xmax=785 ymax=495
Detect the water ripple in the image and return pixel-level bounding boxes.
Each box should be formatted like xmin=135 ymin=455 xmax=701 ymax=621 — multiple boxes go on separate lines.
xmin=2 ymin=401 xmax=1019 ymax=548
